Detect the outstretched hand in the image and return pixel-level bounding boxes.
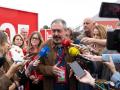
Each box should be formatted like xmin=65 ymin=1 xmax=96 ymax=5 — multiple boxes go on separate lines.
xmin=104 ymin=56 xmax=116 ymax=74
xmin=81 ymin=37 xmax=95 ymax=44
xmin=82 ymin=54 xmax=102 ymax=62
xmin=76 ymin=70 xmax=95 ymax=86
xmin=6 ymin=62 xmax=23 ymax=79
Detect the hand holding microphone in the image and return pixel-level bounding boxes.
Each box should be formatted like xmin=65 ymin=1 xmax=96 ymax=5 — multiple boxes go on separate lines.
xmin=68 ymin=47 xmax=80 ymax=57
xmin=68 ymin=47 xmax=90 ymax=63
xmin=68 ymin=47 xmax=98 ymax=75
xmin=32 ymin=45 xmax=50 ymax=66
xmin=62 ymin=39 xmax=90 ymax=54
xmin=25 ymin=45 xmax=50 ymax=76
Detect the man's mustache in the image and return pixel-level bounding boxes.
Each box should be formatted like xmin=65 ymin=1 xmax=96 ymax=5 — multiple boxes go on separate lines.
xmin=53 ymin=36 xmax=61 ymax=39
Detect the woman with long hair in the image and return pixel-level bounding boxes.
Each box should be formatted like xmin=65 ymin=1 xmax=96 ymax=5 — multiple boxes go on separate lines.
xmin=89 ymin=24 xmax=107 ymax=55
xmin=0 ymin=31 xmax=24 ymax=90
xmin=25 ymin=31 xmax=43 ymax=90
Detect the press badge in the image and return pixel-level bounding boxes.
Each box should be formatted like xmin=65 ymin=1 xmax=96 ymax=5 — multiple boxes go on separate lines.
xmin=56 ymin=67 xmax=66 ymax=83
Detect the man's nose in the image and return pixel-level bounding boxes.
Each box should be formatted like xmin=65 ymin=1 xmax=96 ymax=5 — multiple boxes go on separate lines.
xmin=54 ymin=31 xmax=59 ymax=35
xmin=84 ymin=24 xmax=87 ymax=27
xmin=94 ymin=35 xmax=97 ymax=38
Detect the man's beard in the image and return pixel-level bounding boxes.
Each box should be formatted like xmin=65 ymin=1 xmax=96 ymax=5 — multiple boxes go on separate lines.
xmin=53 ymin=36 xmax=62 ymax=45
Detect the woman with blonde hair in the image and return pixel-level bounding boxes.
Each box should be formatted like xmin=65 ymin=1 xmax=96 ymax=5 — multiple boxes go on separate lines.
xmin=89 ymin=24 xmax=107 ymax=55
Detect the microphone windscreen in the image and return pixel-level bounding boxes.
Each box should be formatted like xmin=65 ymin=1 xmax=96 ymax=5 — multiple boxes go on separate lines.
xmin=62 ymin=39 xmax=71 ymax=47
xmin=38 ymin=45 xmax=50 ymax=58
xmin=69 ymin=47 xmax=80 ymax=56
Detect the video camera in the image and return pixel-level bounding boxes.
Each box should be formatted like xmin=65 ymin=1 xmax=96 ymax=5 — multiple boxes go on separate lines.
xmin=99 ymin=2 xmax=120 ymax=52
xmin=107 ymin=29 xmax=120 ymax=52
xmin=99 ymin=2 xmax=120 ymax=18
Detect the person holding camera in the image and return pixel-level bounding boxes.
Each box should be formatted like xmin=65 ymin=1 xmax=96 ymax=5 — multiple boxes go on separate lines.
xmin=0 ymin=31 xmax=25 ymax=90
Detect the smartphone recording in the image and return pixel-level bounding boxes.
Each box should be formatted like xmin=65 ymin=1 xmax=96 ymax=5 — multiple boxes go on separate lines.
xmin=69 ymin=61 xmax=86 ymax=78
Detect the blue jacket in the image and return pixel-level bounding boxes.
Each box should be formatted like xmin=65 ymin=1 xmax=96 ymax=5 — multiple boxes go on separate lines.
xmin=102 ymin=54 xmax=120 ymax=88
xmin=102 ymin=54 xmax=120 ymax=63
xmin=111 ymin=72 xmax=120 ymax=88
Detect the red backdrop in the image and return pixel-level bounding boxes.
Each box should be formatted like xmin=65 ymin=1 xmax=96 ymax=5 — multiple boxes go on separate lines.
xmin=96 ymin=20 xmax=119 ymax=29
xmin=0 ymin=7 xmax=38 ymax=41
xmin=40 ymin=29 xmax=52 ymax=41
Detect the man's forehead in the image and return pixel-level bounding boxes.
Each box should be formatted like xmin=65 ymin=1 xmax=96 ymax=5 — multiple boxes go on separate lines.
xmin=84 ymin=18 xmax=94 ymax=23
xmin=51 ymin=23 xmax=64 ymax=29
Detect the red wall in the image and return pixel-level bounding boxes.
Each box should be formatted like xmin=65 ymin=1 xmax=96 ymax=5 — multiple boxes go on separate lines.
xmin=96 ymin=20 xmax=119 ymax=29
xmin=0 ymin=7 xmax=38 ymax=40
xmin=40 ymin=29 xmax=52 ymax=41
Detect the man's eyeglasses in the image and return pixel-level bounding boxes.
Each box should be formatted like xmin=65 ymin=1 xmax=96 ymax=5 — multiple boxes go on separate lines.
xmin=31 ymin=37 xmax=39 ymax=40
xmin=52 ymin=29 xmax=61 ymax=33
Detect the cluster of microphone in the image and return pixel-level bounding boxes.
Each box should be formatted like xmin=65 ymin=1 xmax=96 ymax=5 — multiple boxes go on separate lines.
xmin=61 ymin=39 xmax=91 ymax=62
xmin=25 ymin=39 xmax=99 ymax=76
xmin=25 ymin=45 xmax=50 ymax=76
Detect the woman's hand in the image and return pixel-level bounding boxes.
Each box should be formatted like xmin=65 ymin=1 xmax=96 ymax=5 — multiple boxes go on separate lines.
xmin=5 ymin=62 xmax=23 ymax=79
xmin=76 ymin=70 xmax=95 ymax=87
xmin=29 ymin=75 xmax=39 ymax=84
xmin=32 ymin=78 xmax=39 ymax=84
xmin=82 ymin=54 xmax=102 ymax=62
xmin=81 ymin=37 xmax=95 ymax=44
xmin=104 ymin=56 xmax=116 ymax=74
xmin=9 ymin=81 xmax=19 ymax=90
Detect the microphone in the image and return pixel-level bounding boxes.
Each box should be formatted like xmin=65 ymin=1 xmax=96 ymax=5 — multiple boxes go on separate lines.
xmin=68 ymin=47 xmax=80 ymax=57
xmin=68 ymin=47 xmax=97 ymax=74
xmin=62 ymin=39 xmax=90 ymax=54
xmin=25 ymin=45 xmax=50 ymax=76
xmin=68 ymin=47 xmax=90 ymax=63
xmin=35 ymin=45 xmax=50 ymax=61
xmin=62 ymin=39 xmax=81 ymax=48
xmin=32 ymin=45 xmax=50 ymax=66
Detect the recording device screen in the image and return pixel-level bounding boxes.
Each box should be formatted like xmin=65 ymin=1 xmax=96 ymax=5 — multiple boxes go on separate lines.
xmin=99 ymin=2 xmax=120 ymax=18
xmin=69 ymin=61 xmax=86 ymax=78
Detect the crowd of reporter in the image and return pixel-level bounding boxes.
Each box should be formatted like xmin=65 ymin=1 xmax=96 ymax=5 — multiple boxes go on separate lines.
xmin=0 ymin=17 xmax=120 ymax=90
xmin=77 ymin=17 xmax=120 ymax=89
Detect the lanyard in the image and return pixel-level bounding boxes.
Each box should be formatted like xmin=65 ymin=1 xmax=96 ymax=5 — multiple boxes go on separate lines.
xmin=56 ymin=48 xmax=65 ymax=65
